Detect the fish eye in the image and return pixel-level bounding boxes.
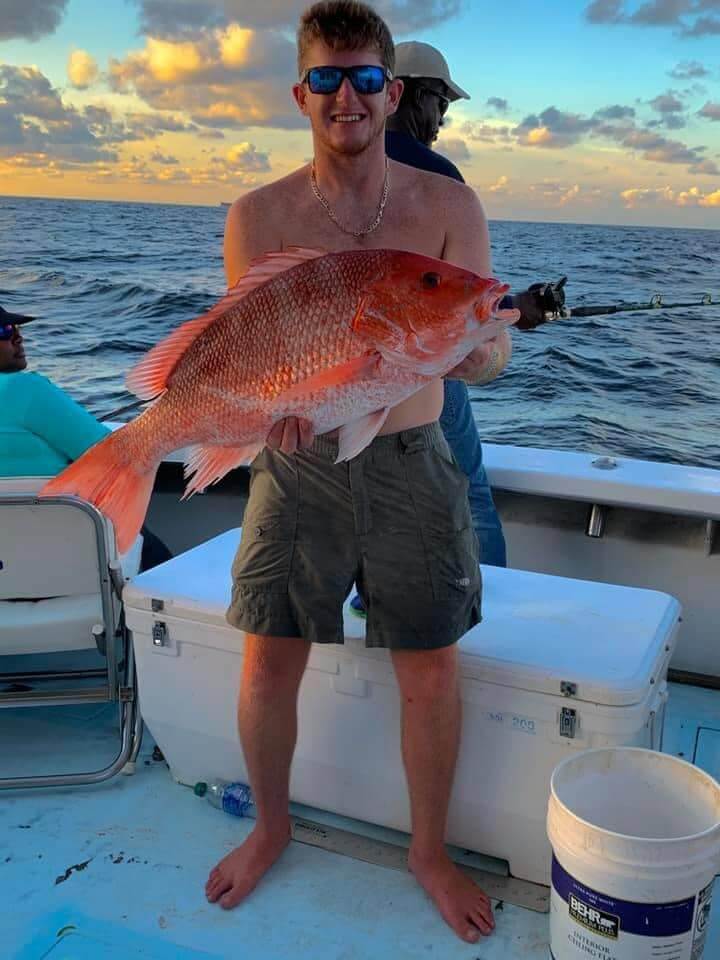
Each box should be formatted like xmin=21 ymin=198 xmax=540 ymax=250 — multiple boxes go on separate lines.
xmin=422 ymin=272 xmax=442 ymax=289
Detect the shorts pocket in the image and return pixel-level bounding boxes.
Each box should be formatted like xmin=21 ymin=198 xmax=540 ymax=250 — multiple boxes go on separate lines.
xmin=426 ymin=526 xmax=481 ymax=601
xmin=232 ymin=513 xmax=293 ymax=591
xmin=405 ymin=444 xmax=471 ymax=539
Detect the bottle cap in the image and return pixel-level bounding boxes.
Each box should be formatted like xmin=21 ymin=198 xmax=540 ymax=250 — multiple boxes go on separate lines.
xmin=193 ymin=781 xmax=208 ymax=797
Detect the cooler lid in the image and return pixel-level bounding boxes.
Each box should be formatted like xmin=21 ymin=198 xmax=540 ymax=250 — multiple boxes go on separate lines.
xmin=125 ymin=528 xmax=681 ymax=708
xmin=345 ymin=565 xmax=680 ymax=707
xmin=449 ymin=567 xmax=677 ymax=706
xmin=122 ymin=528 xmax=241 ymax=628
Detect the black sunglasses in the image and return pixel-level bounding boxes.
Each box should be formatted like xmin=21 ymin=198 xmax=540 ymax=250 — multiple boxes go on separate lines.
xmin=419 ymin=86 xmax=450 ymax=117
xmin=301 ymin=65 xmax=392 ymax=96
xmin=0 ymin=323 xmax=19 ymax=342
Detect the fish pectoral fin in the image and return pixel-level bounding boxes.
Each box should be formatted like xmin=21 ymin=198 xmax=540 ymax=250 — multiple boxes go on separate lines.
xmin=279 ymin=352 xmax=383 ymax=404
xmin=182 ymin=442 xmax=263 ymax=498
xmin=335 ymin=408 xmax=390 ymax=463
xmin=352 ymin=305 xmax=405 ymax=349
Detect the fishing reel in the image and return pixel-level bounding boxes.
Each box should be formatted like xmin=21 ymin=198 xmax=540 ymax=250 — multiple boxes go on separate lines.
xmin=533 ymin=276 xmax=568 ymax=322
xmin=517 ymin=276 xmax=569 ymax=326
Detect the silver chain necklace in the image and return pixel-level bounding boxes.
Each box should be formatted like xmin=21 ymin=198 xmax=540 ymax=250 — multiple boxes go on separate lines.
xmin=310 ymin=159 xmax=390 ymax=238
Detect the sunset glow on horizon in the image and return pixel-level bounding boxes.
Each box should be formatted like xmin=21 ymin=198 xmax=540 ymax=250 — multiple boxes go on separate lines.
xmin=2 ymin=0 xmax=720 ymax=228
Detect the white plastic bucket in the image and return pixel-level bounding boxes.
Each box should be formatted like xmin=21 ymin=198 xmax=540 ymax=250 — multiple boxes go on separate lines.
xmin=547 ymin=747 xmax=720 ymax=960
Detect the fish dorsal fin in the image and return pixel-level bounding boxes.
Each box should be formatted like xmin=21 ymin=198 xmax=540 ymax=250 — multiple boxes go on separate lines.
xmin=242 ymin=246 xmax=328 ymax=282
xmin=126 ymin=246 xmax=328 ymax=401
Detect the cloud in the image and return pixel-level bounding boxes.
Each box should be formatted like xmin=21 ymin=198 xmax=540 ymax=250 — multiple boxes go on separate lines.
xmin=620 ymin=183 xmax=720 ymax=206
xmin=130 ymin=0 xmax=463 ymax=37
xmin=698 ymin=101 xmax=720 ymax=120
xmin=488 ymin=175 xmax=509 ymax=194
xmin=150 ymin=150 xmax=179 ymax=164
xmin=593 ymin=104 xmax=636 ymax=120
xmin=648 ymin=90 xmax=687 ymax=128
xmin=688 ymin=158 xmax=720 ymax=174
xmin=67 ymin=50 xmax=100 ymax=90
xmin=459 ymin=121 xmax=513 ymax=144
xmin=436 ymin=137 xmax=471 ymax=162
xmin=683 ymin=14 xmax=720 ymax=36
xmin=0 ymin=63 xmax=222 ymax=178
xmin=87 ymin=151 xmax=266 ymax=188
xmin=108 ymin=28 xmax=305 ymax=130
xmin=508 ymin=98 xmax=713 ymax=176
xmin=0 ymin=0 xmax=68 ymax=41
xmin=649 ymin=92 xmax=684 ymax=114
xmin=0 ymin=65 xmax=117 ymax=164
xmin=86 ymin=140 xmax=271 ymax=188
xmin=225 ymin=141 xmax=271 ymax=171
xmin=669 ymin=60 xmax=709 ymax=79
xmin=620 ymin=185 xmax=677 ymax=206
xmin=584 ymin=0 xmax=720 ymax=37
xmin=514 ymin=107 xmax=596 ymax=148
xmin=612 ymin=126 xmax=703 ymax=165
xmin=486 ymin=97 xmax=509 ymax=113
xmin=530 ymin=180 xmax=582 ymax=206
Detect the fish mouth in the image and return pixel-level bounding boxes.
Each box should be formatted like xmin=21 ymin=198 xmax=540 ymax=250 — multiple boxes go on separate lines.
xmin=472 ymin=284 xmax=510 ymax=321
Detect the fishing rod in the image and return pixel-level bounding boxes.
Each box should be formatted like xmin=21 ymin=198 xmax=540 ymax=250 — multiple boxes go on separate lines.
xmin=99 ymin=396 xmax=146 ymax=422
xmin=533 ymin=277 xmax=717 ymax=323
xmin=549 ymin=291 xmax=716 ymax=321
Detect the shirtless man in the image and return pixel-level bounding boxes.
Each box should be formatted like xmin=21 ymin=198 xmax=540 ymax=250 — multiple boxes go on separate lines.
xmin=205 ymin=1 xmax=509 ymax=943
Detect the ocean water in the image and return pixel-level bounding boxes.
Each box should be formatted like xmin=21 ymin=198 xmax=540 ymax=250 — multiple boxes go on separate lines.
xmin=1 ymin=195 xmax=718 ymax=468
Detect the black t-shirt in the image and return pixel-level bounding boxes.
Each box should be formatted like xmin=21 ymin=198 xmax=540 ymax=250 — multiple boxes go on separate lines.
xmin=385 ymin=130 xmax=465 ymax=183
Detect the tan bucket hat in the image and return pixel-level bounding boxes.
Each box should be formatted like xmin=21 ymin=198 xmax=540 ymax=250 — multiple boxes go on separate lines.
xmin=393 ymin=41 xmax=470 ymax=101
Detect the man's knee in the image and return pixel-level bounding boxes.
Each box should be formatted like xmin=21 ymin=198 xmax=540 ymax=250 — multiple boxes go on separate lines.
xmin=242 ymin=633 xmax=310 ymax=689
xmin=391 ymin=644 xmax=459 ymax=701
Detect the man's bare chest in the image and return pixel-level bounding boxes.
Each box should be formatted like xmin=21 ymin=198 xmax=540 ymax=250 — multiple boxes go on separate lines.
xmin=275 ymin=198 xmax=447 ymax=260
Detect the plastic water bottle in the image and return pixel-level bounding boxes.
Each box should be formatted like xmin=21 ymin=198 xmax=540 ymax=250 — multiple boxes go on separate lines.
xmin=194 ymin=779 xmax=256 ymax=818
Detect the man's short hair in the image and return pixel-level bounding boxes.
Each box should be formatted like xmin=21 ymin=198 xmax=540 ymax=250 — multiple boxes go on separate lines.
xmin=297 ymin=1 xmax=395 ymax=77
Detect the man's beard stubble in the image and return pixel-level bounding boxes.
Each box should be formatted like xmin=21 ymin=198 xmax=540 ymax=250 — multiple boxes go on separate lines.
xmin=317 ymin=111 xmax=387 ymax=158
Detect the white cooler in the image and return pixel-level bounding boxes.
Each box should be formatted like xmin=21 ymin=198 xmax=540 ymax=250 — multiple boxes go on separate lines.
xmin=123 ymin=528 xmax=681 ymax=885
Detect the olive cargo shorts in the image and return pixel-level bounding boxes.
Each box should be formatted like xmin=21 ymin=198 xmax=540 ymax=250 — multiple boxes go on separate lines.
xmin=226 ymin=421 xmax=481 ymax=649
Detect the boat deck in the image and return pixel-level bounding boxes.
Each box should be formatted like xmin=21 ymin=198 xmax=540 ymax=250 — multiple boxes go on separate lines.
xmin=2 ymin=681 xmax=719 ymax=959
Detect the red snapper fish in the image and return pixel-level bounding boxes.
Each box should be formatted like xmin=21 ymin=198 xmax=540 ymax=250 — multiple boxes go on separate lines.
xmin=42 ymin=247 xmax=517 ymax=552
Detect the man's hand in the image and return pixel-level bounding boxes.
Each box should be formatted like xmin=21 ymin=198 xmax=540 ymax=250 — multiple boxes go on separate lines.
xmin=512 ymin=277 xmax=568 ymax=330
xmin=446 ymin=330 xmax=512 ymax=385
xmin=266 ymin=417 xmax=315 ymax=455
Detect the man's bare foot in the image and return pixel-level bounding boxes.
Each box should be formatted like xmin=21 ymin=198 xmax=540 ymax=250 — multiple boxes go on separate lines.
xmin=205 ymin=824 xmax=291 ymax=910
xmin=408 ymin=847 xmax=495 ymax=943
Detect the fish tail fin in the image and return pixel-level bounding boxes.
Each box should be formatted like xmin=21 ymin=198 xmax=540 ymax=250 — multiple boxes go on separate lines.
xmin=40 ymin=427 xmax=158 ymax=555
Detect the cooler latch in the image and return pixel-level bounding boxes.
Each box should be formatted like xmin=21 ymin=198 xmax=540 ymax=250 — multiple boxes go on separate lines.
xmin=152 ymin=621 xmax=168 ymax=647
xmin=559 ymin=707 xmax=577 ymax=739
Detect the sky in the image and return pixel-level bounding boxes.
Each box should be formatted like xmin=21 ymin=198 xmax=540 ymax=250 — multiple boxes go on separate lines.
xmin=1 ymin=0 xmax=720 ymax=227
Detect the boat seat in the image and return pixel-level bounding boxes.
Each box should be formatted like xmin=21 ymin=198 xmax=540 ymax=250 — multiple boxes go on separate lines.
xmin=0 ymin=477 xmax=141 ymax=656
xmin=0 ymin=480 xmax=142 ymax=789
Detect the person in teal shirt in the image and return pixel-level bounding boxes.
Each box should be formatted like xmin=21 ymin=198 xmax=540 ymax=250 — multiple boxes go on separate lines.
xmin=0 ymin=305 xmax=110 ymax=476
xmin=0 ymin=303 xmax=171 ymax=568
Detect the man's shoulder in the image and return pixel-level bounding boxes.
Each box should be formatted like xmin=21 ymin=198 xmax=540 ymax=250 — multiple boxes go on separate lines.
xmin=229 ymin=168 xmax=306 ymax=219
xmin=4 ymin=371 xmax=49 ymax=393
xmin=391 ymin=158 xmax=474 ymax=205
